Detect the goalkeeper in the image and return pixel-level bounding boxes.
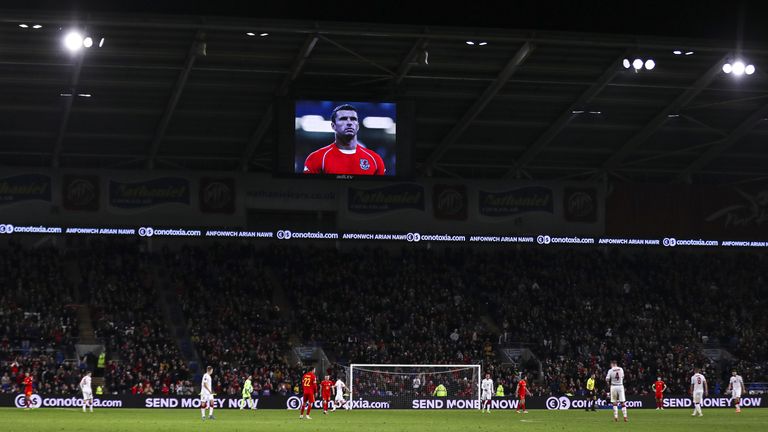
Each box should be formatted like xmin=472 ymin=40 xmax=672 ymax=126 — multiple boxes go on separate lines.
xmin=240 ymin=375 xmax=255 ymax=410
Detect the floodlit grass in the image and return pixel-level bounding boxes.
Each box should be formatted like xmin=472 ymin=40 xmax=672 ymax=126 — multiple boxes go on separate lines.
xmin=1 ymin=407 xmax=766 ymax=432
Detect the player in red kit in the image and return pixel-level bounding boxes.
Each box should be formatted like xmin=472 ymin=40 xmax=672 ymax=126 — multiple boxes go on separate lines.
xmin=515 ymin=374 xmax=531 ymax=414
xmin=320 ymin=375 xmax=334 ymax=414
xmin=23 ymin=372 xmax=34 ymax=409
xmin=303 ymin=104 xmax=386 ymax=176
xmin=299 ymin=367 xmax=317 ymax=419
xmin=651 ymin=376 xmax=667 ymax=410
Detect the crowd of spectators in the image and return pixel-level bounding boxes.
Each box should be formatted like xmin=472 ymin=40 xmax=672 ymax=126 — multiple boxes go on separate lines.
xmin=476 ymin=249 xmax=767 ymax=395
xmin=79 ymin=240 xmax=191 ymax=395
xmin=276 ymin=247 xmax=494 ymax=366
xmin=0 ymin=244 xmax=79 ymax=395
xmin=165 ymin=244 xmax=299 ymax=396
xmin=2 ymin=241 xmax=765 ymax=399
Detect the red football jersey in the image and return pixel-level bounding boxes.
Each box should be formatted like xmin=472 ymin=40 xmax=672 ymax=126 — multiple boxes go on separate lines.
xmin=518 ymin=379 xmax=527 ymax=395
xmin=23 ymin=376 xmax=33 ymax=391
xmin=320 ymin=380 xmax=333 ymax=395
xmin=654 ymin=380 xmax=665 ymax=393
xmin=303 ymin=143 xmax=386 ymax=175
xmin=302 ymin=372 xmax=317 ymax=393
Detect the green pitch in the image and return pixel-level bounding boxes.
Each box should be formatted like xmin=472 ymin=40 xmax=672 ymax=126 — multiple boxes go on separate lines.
xmin=1 ymin=408 xmax=766 ymax=432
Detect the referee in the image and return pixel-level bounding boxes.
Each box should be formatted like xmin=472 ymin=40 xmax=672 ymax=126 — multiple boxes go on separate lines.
xmin=586 ymin=373 xmax=597 ymax=412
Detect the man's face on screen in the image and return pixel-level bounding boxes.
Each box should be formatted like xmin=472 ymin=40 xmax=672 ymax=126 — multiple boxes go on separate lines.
xmin=331 ymin=109 xmax=359 ymax=137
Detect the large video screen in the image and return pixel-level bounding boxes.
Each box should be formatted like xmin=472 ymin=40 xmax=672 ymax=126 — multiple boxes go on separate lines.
xmin=293 ymin=100 xmax=398 ymax=177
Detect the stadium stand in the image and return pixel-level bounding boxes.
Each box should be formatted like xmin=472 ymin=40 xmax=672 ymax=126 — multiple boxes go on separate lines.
xmin=2 ymin=242 xmax=765 ymax=397
xmin=0 ymin=243 xmax=79 ymax=395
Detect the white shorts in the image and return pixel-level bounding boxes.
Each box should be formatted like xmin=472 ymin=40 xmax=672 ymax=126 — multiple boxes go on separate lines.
xmin=82 ymin=391 xmax=93 ymax=400
xmin=693 ymin=391 xmax=704 ymax=404
xmin=335 ymin=392 xmax=345 ymax=402
xmin=482 ymin=391 xmax=493 ymax=401
xmin=732 ymin=389 xmax=742 ymax=399
xmin=200 ymin=393 xmax=214 ymax=404
xmin=610 ymin=385 xmax=626 ymax=403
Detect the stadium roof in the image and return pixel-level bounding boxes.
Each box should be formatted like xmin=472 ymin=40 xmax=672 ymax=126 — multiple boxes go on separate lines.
xmin=2 ymin=7 xmax=768 ymax=184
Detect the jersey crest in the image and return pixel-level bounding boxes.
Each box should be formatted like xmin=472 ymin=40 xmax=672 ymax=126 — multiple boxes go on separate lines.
xmin=359 ymin=158 xmax=370 ymax=170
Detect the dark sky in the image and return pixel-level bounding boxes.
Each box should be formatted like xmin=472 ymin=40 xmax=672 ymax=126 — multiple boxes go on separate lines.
xmin=10 ymin=0 xmax=768 ymax=42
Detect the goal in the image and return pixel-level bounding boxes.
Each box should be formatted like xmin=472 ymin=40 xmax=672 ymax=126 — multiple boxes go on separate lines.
xmin=348 ymin=364 xmax=481 ymax=409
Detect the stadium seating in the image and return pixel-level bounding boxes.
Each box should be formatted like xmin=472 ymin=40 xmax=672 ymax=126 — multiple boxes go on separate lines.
xmin=0 ymin=244 xmax=79 ymax=395
xmin=2 ymin=242 xmax=765 ymax=397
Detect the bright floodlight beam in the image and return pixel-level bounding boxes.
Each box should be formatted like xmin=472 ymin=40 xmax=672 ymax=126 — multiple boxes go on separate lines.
xmin=622 ymin=59 xmax=631 ymax=69
xmin=644 ymin=59 xmax=655 ymax=70
xmin=732 ymin=61 xmax=746 ymax=76
xmin=63 ymin=31 xmax=84 ymax=52
xmin=745 ymin=64 xmax=755 ymax=75
xmin=83 ymin=37 xmax=93 ymax=48
xmin=632 ymin=59 xmax=643 ymax=69
xmin=723 ymin=63 xmax=733 ymax=74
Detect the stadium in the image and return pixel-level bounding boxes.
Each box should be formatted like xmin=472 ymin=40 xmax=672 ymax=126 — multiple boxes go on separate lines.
xmin=1 ymin=1 xmax=767 ymax=431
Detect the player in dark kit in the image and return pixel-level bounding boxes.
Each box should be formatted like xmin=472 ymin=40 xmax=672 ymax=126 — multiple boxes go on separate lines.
xmin=299 ymin=367 xmax=318 ymax=419
xmin=303 ymin=104 xmax=386 ymax=175
xmin=320 ymin=375 xmax=334 ymax=414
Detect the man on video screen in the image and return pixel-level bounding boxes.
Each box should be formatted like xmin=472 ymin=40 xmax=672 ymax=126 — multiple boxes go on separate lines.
xmin=303 ymin=104 xmax=386 ymax=175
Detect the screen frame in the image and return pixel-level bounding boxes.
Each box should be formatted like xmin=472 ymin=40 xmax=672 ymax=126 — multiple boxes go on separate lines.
xmin=274 ymin=97 xmax=414 ymax=181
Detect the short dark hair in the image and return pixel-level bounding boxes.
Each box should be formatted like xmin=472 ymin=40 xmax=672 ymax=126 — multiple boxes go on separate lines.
xmin=207 ymin=366 xmax=213 ymax=372
xmin=331 ymin=104 xmax=357 ymax=122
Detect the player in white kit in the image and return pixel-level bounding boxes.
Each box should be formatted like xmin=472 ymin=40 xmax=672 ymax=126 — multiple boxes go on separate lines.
xmin=727 ymin=370 xmax=745 ymax=413
xmin=200 ymin=366 xmax=215 ymax=420
xmin=332 ymin=377 xmax=348 ymax=411
xmin=79 ymin=371 xmax=93 ymax=413
xmin=481 ymin=373 xmax=494 ymax=413
xmin=690 ymin=368 xmax=708 ymax=417
xmin=605 ymin=360 xmax=628 ymax=422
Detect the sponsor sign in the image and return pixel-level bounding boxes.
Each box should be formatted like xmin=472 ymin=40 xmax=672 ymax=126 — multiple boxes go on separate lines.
xmin=62 ymin=175 xmax=99 ymax=211
xmin=199 ymin=178 xmax=235 ymax=214
xmin=433 ymin=184 xmax=468 ymax=221
xmin=0 ymin=394 xmax=763 ymax=409
xmin=703 ymin=186 xmax=768 ymax=233
xmin=607 ymin=183 xmax=768 ymax=238
xmin=109 ymin=178 xmax=190 ymax=209
xmin=348 ymin=184 xmax=425 ymax=214
xmin=0 ymin=174 xmax=52 ymax=205
xmin=563 ymin=188 xmax=597 ymax=223
xmin=478 ymin=186 xmax=553 ymax=217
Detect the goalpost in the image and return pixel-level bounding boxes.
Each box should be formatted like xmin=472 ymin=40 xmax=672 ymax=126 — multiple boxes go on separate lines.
xmin=348 ymin=364 xmax=482 ymax=410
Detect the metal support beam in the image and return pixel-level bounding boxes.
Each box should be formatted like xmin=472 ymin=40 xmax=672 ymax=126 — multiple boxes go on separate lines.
xmin=504 ymin=51 xmax=628 ymax=177
xmin=241 ymin=34 xmax=319 ymax=171
xmin=317 ymin=34 xmax=396 ymax=77
xmin=675 ymin=101 xmax=768 ymax=182
xmin=601 ymin=53 xmax=730 ymax=170
xmin=421 ymin=41 xmax=534 ymax=175
xmin=394 ymin=37 xmax=429 ymax=86
xmin=147 ymin=29 xmax=203 ymax=169
xmin=52 ymin=52 xmax=85 ymax=167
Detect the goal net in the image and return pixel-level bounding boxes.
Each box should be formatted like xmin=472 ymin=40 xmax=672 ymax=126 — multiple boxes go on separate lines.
xmin=348 ymin=364 xmax=481 ymax=410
